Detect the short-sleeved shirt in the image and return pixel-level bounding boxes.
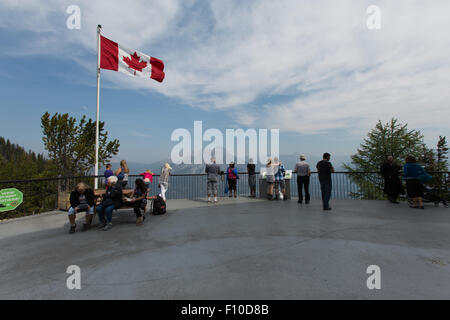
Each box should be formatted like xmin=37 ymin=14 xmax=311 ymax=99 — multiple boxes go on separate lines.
xmin=294 ymin=161 xmax=310 ymax=176
xmin=316 ymin=160 xmax=333 ymax=182
xmin=205 ymin=163 xmax=221 ymax=182
xmin=104 ymin=169 xmax=114 ymax=179
xmin=247 ymin=163 xmax=256 ymax=175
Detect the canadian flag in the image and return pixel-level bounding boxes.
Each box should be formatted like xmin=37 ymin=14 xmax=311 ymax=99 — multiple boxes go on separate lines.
xmin=100 ymin=35 xmax=165 ymax=83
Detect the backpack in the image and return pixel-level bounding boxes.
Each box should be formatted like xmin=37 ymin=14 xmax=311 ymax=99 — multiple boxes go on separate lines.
xmin=228 ymin=168 xmax=236 ymax=179
xmin=152 ymin=195 xmax=166 ymax=215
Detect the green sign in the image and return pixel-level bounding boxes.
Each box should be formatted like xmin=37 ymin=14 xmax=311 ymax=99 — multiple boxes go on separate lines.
xmin=0 ymin=188 xmax=23 ymax=212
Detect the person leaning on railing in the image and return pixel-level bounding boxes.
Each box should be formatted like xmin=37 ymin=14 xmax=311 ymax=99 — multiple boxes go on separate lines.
xmin=403 ymin=155 xmax=432 ymax=209
xmin=226 ymin=161 xmax=239 ymax=198
xmin=294 ymin=154 xmax=311 ymax=204
xmin=273 ymin=157 xmax=287 ymax=200
xmin=96 ymin=176 xmax=123 ymax=231
xmin=247 ymin=158 xmax=257 ymax=198
xmin=68 ymin=182 xmax=95 ymax=234
xmin=265 ymin=158 xmax=275 ymax=200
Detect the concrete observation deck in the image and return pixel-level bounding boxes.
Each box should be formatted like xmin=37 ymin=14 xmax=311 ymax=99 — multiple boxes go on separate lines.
xmin=0 ymin=197 xmax=449 ymax=299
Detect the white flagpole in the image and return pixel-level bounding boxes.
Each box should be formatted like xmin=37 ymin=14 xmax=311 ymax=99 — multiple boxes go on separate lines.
xmin=94 ymin=24 xmax=102 ymax=189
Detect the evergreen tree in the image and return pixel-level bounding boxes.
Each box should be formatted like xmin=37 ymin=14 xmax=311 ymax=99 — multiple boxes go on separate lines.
xmin=41 ymin=112 xmax=120 ymax=176
xmin=344 ymin=118 xmax=424 ymax=199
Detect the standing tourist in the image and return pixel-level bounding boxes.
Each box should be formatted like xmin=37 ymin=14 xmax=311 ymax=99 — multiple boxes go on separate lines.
xmin=274 ymin=157 xmax=287 ymax=200
xmin=380 ymin=155 xmax=404 ymax=204
xmin=226 ymin=161 xmax=239 ymax=198
xmin=316 ymin=153 xmax=334 ymax=211
xmin=205 ymin=157 xmax=221 ymax=203
xmin=265 ymin=158 xmax=275 ymax=200
xmin=159 ymin=163 xmax=172 ymax=201
xmin=115 ymin=160 xmax=130 ymax=188
xmin=294 ymin=155 xmax=311 ymax=204
xmin=103 ymin=164 xmax=114 ymax=180
xmin=247 ymin=158 xmax=257 ymax=198
xmin=140 ymin=169 xmax=154 ymax=190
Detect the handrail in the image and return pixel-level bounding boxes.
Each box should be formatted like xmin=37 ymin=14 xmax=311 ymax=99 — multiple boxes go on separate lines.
xmin=0 ymin=171 xmax=448 ymax=184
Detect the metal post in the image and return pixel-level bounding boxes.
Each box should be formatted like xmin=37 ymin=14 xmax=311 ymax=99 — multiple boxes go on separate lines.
xmin=94 ymin=24 xmax=102 ymax=189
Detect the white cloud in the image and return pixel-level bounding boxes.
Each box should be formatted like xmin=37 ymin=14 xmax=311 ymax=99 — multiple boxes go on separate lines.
xmin=1 ymin=0 xmax=449 ymax=140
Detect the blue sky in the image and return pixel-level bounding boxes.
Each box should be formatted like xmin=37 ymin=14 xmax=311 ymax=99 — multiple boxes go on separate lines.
xmin=0 ymin=0 xmax=449 ymax=164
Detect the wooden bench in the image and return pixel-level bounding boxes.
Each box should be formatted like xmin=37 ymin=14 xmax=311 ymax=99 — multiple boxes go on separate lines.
xmin=94 ymin=189 xmax=134 ymax=206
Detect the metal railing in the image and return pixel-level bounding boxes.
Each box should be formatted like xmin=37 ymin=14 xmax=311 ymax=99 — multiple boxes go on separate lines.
xmin=0 ymin=171 xmax=448 ymax=219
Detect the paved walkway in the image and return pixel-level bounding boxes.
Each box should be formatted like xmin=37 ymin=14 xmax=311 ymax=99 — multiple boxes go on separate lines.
xmin=0 ymin=198 xmax=449 ymax=299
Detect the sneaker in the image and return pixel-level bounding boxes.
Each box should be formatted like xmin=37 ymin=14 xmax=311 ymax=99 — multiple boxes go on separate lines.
xmin=102 ymin=223 xmax=113 ymax=231
xmin=69 ymin=224 xmax=76 ymax=234
xmin=81 ymin=223 xmax=91 ymax=232
xmin=97 ymin=221 xmax=107 ymax=229
xmin=136 ymin=217 xmax=144 ymax=226
xmin=297 ymin=200 xmax=302 ymax=204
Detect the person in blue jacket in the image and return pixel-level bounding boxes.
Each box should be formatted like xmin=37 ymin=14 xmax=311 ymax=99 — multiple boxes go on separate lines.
xmin=403 ymin=155 xmax=431 ymax=209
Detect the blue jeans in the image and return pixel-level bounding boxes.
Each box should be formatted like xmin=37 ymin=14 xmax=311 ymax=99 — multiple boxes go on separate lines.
xmin=96 ymin=204 xmax=115 ymax=223
xmin=320 ymin=180 xmax=332 ymax=209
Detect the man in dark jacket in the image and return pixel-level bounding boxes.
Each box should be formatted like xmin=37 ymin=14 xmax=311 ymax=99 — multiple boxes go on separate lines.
xmin=96 ymin=176 xmax=123 ymax=231
xmin=316 ymin=153 xmax=335 ymax=210
xmin=380 ymin=155 xmax=404 ymax=203
xmin=68 ymin=183 xmax=95 ymax=234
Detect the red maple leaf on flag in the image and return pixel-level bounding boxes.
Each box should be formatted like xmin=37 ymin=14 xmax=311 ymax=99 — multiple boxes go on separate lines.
xmin=123 ymin=52 xmax=148 ymax=75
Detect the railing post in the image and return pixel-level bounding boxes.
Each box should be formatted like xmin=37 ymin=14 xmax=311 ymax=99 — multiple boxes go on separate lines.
xmin=56 ymin=175 xmax=62 ymax=210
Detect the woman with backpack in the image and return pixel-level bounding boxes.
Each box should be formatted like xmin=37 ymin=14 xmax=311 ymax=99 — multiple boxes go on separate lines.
xmin=115 ymin=160 xmax=130 ymax=188
xmin=226 ymin=161 xmax=239 ymax=198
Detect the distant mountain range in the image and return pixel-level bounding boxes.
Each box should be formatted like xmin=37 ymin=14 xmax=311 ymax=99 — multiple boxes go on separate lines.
xmin=107 ymin=154 xmax=351 ymax=175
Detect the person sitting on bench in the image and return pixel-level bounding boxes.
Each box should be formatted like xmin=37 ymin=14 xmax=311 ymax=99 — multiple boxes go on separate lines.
xmin=68 ymin=182 xmax=95 ymax=234
xmin=128 ymin=178 xmax=148 ymax=226
xmin=96 ymin=176 xmax=123 ymax=231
